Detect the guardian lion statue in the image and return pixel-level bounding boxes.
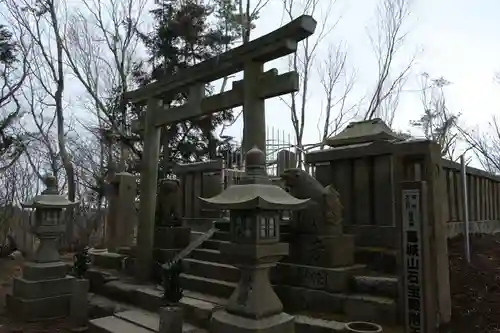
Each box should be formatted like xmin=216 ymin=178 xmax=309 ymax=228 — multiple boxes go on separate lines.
xmin=281 ymin=168 xmax=343 ymax=236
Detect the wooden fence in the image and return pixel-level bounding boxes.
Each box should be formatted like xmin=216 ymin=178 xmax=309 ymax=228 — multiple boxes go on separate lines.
xmin=173 ymin=139 xmax=500 ymax=247
xmin=173 ymin=160 xmax=225 ymax=220
xmin=306 ymin=139 xmax=500 ymax=248
xmin=441 ymin=159 xmax=500 ymax=223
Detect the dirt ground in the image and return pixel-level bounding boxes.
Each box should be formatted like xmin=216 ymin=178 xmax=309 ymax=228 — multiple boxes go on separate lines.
xmin=1 ymin=236 xmax=500 ymax=332
xmin=443 ymin=234 xmax=500 ymax=333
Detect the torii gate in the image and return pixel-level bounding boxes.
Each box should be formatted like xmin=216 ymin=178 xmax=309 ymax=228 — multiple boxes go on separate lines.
xmin=123 ymin=15 xmax=317 ymax=281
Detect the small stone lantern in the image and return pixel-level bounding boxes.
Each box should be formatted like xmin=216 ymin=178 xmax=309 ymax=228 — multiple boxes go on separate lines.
xmin=200 ymin=147 xmax=310 ymax=333
xmin=7 ymin=175 xmax=80 ymax=321
xmin=22 ymin=175 xmax=79 ymax=263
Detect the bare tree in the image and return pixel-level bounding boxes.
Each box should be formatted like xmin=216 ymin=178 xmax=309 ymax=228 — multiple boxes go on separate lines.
xmin=4 ymin=0 xmax=76 ymax=202
xmin=460 ymin=118 xmax=500 ymax=174
xmin=18 ymin=72 xmax=62 ymax=181
xmin=364 ymin=0 xmax=414 ymax=125
xmin=281 ymin=0 xmax=347 ymax=167
xmin=217 ymin=0 xmax=271 ymax=140
xmin=410 ymin=73 xmax=464 ymax=160
xmin=61 ymin=0 xmax=148 ymax=182
xmin=316 ymin=43 xmax=357 ymax=149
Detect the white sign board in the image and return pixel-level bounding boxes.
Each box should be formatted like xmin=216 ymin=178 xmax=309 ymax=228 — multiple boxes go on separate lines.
xmin=402 ymin=189 xmax=424 ymax=333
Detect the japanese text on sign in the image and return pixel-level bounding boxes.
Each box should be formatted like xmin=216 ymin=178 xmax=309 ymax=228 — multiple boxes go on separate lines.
xmin=402 ymin=189 xmax=424 ymax=333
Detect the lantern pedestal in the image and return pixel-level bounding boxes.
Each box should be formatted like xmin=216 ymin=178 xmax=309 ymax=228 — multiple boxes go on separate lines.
xmin=201 ymin=147 xmax=310 ymax=333
xmin=212 ymin=242 xmax=294 ymax=333
xmin=6 ymin=175 xmax=79 ymax=321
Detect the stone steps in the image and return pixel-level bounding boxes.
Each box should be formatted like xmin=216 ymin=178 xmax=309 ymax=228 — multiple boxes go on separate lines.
xmin=189 ymin=249 xmax=225 ymax=264
xmin=183 ymin=258 xmax=239 ymax=283
xmin=89 ymin=309 xmax=206 ymax=333
xmin=180 ymin=273 xmax=236 ymax=299
xmin=210 ymin=232 xmax=398 ymax=275
xmin=179 ymin=267 xmax=398 ymax=325
xmin=85 ymin=268 xmax=349 ymax=332
xmin=88 ymin=250 xmax=400 ymax=325
xmin=355 ymin=247 xmax=397 ymax=274
xmin=351 ymin=275 xmax=398 ymax=299
xmin=199 ymin=239 xmax=226 ymax=251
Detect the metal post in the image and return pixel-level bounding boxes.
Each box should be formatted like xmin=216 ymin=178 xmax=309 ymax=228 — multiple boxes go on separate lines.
xmin=461 ymin=154 xmax=471 ymax=263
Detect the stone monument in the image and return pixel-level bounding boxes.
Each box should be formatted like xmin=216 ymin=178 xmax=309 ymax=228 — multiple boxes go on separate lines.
xmin=276 ymin=149 xmax=296 ymax=176
xmin=105 ymin=171 xmax=137 ymax=252
xmin=200 ymin=147 xmax=310 ymax=333
xmin=7 ymin=175 xmax=79 ymax=320
xmin=281 ymin=168 xmax=355 ymax=267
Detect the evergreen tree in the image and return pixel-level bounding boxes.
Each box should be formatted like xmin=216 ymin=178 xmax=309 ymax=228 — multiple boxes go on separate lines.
xmin=132 ymin=0 xmax=241 ymax=176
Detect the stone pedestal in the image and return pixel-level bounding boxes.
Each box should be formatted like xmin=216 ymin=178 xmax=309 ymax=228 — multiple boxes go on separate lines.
xmin=70 ymin=278 xmax=89 ymax=327
xmin=152 ymin=226 xmax=190 ymax=283
xmin=154 ymin=226 xmax=190 ymax=249
xmin=159 ymin=306 xmax=183 ymax=333
xmin=289 ymin=234 xmax=355 ymax=268
xmin=115 ymin=172 xmax=138 ymax=248
xmin=212 ymin=310 xmax=295 ymax=333
xmin=106 ymin=172 xmax=138 ymax=252
xmin=7 ymin=175 xmax=79 ymax=321
xmin=7 ymin=261 xmax=74 ymax=321
xmin=211 ymin=243 xmax=295 ymax=333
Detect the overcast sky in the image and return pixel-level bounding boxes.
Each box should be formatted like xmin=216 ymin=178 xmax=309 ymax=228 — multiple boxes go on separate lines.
xmin=219 ymin=0 xmax=500 ymax=150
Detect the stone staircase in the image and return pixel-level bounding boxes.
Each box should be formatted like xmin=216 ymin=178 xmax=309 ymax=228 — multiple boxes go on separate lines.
xmin=87 ymin=219 xmax=402 ymax=332
xmin=84 ymin=269 xmax=346 ymax=333
xmin=181 ymin=220 xmax=400 ymax=325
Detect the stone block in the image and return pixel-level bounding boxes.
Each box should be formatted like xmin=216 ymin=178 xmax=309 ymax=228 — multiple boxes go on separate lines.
xmin=211 ymin=310 xmax=295 ymax=333
xmin=154 ymin=227 xmax=191 ymax=249
xmin=272 ymin=263 xmax=365 ymax=293
xmin=184 ymin=259 xmax=240 ymax=283
xmin=13 ymin=276 xmax=74 ymax=299
xmin=89 ymin=316 xmax=153 ymax=333
xmin=22 ymin=261 xmax=69 ymax=281
xmin=70 ymin=278 xmax=90 ymax=327
xmin=190 ymin=249 xmax=224 ymax=263
xmin=351 ymin=275 xmax=399 ymax=299
xmin=274 ymin=285 xmax=345 ymax=314
xmin=180 ymin=274 xmax=235 ymax=299
xmin=6 ymin=293 xmax=71 ymax=321
xmin=91 ymin=252 xmax=126 ymax=270
xmin=354 ymin=247 xmax=397 ymax=274
xmin=289 ymin=234 xmax=355 ymax=267
xmin=115 ymin=309 xmax=160 ymax=331
xmin=159 ymin=306 xmax=183 ymax=333
xmin=343 ymin=294 xmax=397 ymax=325
xmin=294 ymin=315 xmax=345 ymax=333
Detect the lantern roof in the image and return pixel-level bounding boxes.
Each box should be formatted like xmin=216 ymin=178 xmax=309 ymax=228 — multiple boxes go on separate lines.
xmin=199 ymin=147 xmax=310 ymax=210
xmin=21 ymin=175 xmax=80 ymax=209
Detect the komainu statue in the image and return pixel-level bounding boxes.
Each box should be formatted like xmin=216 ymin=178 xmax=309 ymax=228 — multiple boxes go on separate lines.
xmin=156 ymin=178 xmax=182 ymax=227
xmin=281 ymin=168 xmax=354 ymax=267
xmin=280 ymin=168 xmax=343 ymax=236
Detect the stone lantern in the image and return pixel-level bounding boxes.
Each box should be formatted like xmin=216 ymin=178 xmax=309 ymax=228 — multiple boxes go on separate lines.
xmin=199 ymin=147 xmax=310 ymax=333
xmin=23 ymin=175 xmax=79 ymax=263
xmin=7 ymin=175 xmax=80 ymax=320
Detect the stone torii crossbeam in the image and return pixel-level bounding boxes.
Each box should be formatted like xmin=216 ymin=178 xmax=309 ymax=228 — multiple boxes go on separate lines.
xmin=124 ymin=15 xmax=317 ymax=281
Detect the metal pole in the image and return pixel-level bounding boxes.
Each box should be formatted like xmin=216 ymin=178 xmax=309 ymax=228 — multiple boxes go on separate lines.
xmin=461 ymin=154 xmax=471 ymax=263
